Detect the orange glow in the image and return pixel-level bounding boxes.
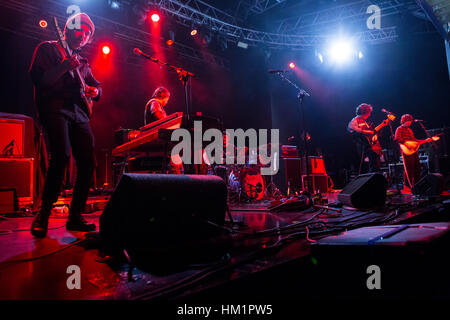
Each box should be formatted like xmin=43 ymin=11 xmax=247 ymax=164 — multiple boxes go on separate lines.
xmin=166 ymin=39 xmax=174 ymax=46
xmin=289 ymin=62 xmax=295 ymax=69
xmin=190 ymin=29 xmax=198 ymax=36
xmin=39 ymin=20 xmax=47 ymax=28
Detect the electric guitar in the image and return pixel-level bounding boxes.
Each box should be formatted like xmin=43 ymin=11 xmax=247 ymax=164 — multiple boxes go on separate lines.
xmin=365 ymin=113 xmax=396 ymax=156
xmin=52 ymin=17 xmax=93 ymax=116
xmin=399 ymin=134 xmax=441 ymax=156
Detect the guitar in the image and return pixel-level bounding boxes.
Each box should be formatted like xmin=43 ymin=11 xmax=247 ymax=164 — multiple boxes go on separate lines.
xmin=365 ymin=113 xmax=396 ymax=156
xmin=399 ymin=134 xmax=441 ymax=156
xmin=52 ymin=17 xmax=93 ymax=116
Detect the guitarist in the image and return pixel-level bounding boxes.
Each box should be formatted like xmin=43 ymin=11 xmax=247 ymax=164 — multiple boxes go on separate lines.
xmin=29 ymin=13 xmax=101 ymax=237
xmin=347 ymin=103 xmax=381 ymax=173
xmin=394 ymin=114 xmax=441 ymax=190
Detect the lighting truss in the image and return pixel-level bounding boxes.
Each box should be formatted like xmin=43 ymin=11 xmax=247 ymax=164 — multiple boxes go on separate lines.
xmin=155 ymin=0 xmax=402 ymax=48
xmin=0 ymin=0 xmax=230 ymax=69
xmin=275 ymin=0 xmax=422 ymax=34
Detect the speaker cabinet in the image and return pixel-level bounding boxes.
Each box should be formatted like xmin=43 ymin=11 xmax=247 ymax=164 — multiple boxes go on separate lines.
xmin=412 ymin=173 xmax=445 ymax=196
xmin=283 ymin=157 xmax=302 ymax=193
xmin=338 ymin=173 xmax=387 ymax=209
xmin=100 ymin=174 xmax=228 ymax=255
xmin=0 ymin=158 xmax=34 ymax=205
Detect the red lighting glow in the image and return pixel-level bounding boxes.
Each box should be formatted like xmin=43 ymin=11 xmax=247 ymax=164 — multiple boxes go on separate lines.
xmin=102 ymin=45 xmax=111 ymax=55
xmin=190 ymin=29 xmax=198 ymax=36
xmin=289 ymin=62 xmax=295 ymax=69
xmin=39 ymin=20 xmax=48 ymax=28
xmin=166 ymin=39 xmax=174 ymax=46
xmin=151 ymin=13 xmax=160 ymax=22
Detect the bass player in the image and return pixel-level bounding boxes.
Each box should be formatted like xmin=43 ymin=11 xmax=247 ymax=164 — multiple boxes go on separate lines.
xmin=347 ymin=103 xmax=381 ymax=173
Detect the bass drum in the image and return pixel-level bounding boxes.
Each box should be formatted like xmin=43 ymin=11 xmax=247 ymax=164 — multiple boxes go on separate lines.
xmin=228 ymin=167 xmax=265 ymax=201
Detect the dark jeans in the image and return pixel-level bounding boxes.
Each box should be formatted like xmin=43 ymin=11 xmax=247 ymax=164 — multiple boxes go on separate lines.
xmin=355 ymin=140 xmax=381 ymax=174
xmin=40 ymin=113 xmax=95 ymax=214
xmin=403 ymin=152 xmax=421 ymax=188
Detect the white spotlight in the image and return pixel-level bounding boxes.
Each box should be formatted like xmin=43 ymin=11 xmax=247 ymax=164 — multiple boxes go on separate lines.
xmin=329 ymin=40 xmax=354 ymax=64
xmin=358 ymin=51 xmax=364 ymax=59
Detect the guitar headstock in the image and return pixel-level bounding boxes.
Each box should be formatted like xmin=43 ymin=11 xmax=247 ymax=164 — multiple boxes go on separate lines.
xmin=387 ymin=113 xmax=396 ymax=121
xmin=52 ymin=17 xmax=68 ymax=51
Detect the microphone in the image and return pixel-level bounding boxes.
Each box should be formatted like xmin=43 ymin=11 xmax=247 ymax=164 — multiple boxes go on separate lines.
xmin=268 ymin=69 xmax=290 ymax=73
xmin=288 ymin=136 xmax=295 ymax=141
xmin=414 ymin=119 xmax=424 ymax=122
xmin=133 ymin=48 xmax=158 ymax=62
xmin=381 ymin=108 xmax=392 ymax=114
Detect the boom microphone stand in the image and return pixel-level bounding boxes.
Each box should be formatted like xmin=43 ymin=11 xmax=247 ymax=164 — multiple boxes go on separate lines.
xmin=275 ymin=72 xmax=312 ymax=193
xmin=133 ymin=48 xmax=195 ymax=120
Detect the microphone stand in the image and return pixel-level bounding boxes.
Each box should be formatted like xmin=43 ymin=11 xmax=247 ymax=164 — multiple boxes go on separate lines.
xmin=135 ymin=50 xmax=195 ymax=120
xmin=275 ymin=72 xmax=312 ymax=193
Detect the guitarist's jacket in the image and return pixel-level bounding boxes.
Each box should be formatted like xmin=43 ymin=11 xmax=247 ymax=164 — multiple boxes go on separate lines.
xmin=29 ymin=41 xmax=102 ymax=123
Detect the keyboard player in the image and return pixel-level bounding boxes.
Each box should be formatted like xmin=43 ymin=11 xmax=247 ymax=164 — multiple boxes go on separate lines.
xmin=144 ymin=86 xmax=183 ymax=174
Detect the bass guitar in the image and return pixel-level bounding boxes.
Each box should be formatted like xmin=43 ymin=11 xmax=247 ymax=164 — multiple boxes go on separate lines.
xmin=52 ymin=17 xmax=93 ymax=116
xmin=399 ymin=134 xmax=441 ymax=156
xmin=365 ymin=113 xmax=396 ymax=157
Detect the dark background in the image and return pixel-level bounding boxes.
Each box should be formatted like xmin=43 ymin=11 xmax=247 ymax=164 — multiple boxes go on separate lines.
xmin=0 ymin=0 xmax=449 ymax=190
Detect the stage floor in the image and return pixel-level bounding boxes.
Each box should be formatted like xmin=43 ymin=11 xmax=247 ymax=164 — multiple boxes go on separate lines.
xmin=1 ymin=190 xmax=449 ymax=300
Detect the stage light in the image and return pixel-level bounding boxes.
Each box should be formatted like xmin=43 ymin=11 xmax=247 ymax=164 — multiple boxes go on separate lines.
xmin=328 ymin=40 xmax=354 ymax=64
xmin=358 ymin=51 xmax=364 ymax=59
xmin=166 ymin=39 xmax=174 ymax=46
xmin=191 ymin=29 xmax=198 ymax=36
xmin=109 ymin=0 xmax=120 ymax=9
xmin=151 ymin=13 xmax=160 ymax=22
xmin=317 ymin=53 xmax=324 ymax=63
xmin=237 ymin=41 xmax=248 ymax=49
xmin=102 ymin=45 xmax=111 ymax=55
xmin=289 ymin=62 xmax=295 ymax=69
xmin=39 ymin=20 xmax=48 ymax=28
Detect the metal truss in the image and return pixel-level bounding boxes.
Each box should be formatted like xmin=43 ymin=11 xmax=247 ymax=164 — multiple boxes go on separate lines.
xmin=275 ymin=0 xmax=422 ymax=34
xmin=235 ymin=0 xmax=287 ymax=17
xmin=155 ymin=0 xmax=401 ymax=48
xmin=0 ymin=0 xmax=230 ymax=69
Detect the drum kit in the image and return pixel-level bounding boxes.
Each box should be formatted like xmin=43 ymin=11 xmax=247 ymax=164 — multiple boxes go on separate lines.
xmin=208 ymin=144 xmax=280 ymax=202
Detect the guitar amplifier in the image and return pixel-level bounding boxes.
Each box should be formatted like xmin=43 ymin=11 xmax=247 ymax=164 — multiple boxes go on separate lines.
xmin=0 ymin=118 xmax=24 ymax=157
xmin=0 ymin=158 xmax=34 ymax=205
xmin=303 ymin=156 xmax=326 ymax=174
xmin=302 ymin=174 xmax=329 ymax=194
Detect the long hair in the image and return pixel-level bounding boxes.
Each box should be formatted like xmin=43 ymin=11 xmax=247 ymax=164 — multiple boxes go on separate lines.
xmin=151 ymin=87 xmax=170 ymax=100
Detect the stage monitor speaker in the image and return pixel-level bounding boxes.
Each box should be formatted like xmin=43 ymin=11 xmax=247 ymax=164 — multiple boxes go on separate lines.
xmin=100 ymin=173 xmax=228 ymax=255
xmin=337 ymin=173 xmax=387 ymax=209
xmin=412 ymin=173 xmax=445 ymax=196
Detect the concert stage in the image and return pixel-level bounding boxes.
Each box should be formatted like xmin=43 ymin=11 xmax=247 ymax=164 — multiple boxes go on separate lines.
xmin=1 ymin=190 xmax=450 ymax=301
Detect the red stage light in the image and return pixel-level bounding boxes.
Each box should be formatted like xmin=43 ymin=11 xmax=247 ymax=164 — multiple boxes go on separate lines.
xmin=289 ymin=62 xmax=295 ymax=69
xmin=151 ymin=13 xmax=160 ymax=22
xmin=190 ymin=29 xmax=197 ymax=36
xmin=39 ymin=20 xmax=48 ymax=28
xmin=166 ymin=39 xmax=174 ymax=46
xmin=102 ymin=46 xmax=111 ymax=55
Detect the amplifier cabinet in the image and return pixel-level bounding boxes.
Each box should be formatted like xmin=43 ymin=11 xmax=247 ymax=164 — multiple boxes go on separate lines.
xmin=0 ymin=158 xmax=34 ymax=205
xmin=302 ymin=174 xmax=329 ymax=194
